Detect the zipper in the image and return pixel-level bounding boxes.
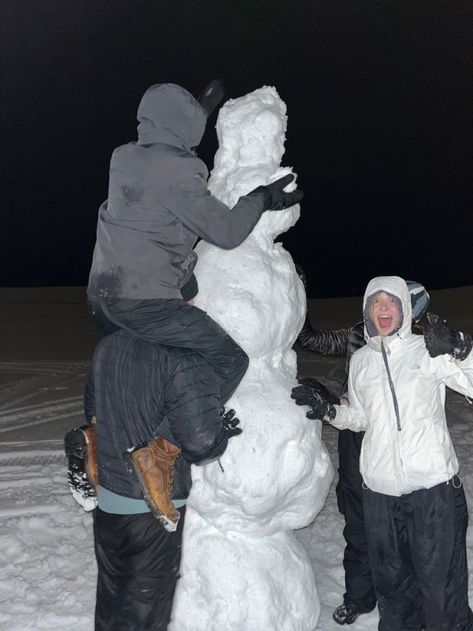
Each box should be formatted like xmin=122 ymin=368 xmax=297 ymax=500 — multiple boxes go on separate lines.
xmin=381 ymin=341 xmax=402 ymax=431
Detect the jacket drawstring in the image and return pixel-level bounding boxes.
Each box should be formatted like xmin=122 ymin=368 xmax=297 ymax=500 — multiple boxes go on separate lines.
xmin=381 ymin=341 xmax=402 ymax=431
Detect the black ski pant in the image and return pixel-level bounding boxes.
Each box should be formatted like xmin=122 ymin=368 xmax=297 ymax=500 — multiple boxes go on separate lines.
xmin=94 ymin=506 xmax=186 ymax=631
xmin=363 ymin=477 xmax=473 ymax=631
xmin=335 ymin=429 xmax=376 ymax=612
xmin=89 ymin=298 xmax=249 ymax=405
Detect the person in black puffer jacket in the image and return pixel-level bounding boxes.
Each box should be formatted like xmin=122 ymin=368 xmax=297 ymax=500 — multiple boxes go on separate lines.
xmin=84 ymin=326 xmax=242 ymax=631
xmin=293 ymin=276 xmax=430 ymax=626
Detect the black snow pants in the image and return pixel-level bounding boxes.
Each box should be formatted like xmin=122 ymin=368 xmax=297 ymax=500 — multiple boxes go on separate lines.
xmin=94 ymin=506 xmax=186 ymax=631
xmin=89 ymin=298 xmax=249 ymax=405
xmin=363 ymin=477 xmax=473 ymax=631
xmin=335 ymin=429 xmax=376 ymax=612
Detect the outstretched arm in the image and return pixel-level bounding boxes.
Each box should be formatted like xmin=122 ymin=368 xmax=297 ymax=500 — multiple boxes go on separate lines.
xmin=297 ymin=313 xmax=350 ymax=355
xmin=297 ymin=314 xmax=365 ymax=359
xmin=171 ymin=170 xmax=303 ymax=250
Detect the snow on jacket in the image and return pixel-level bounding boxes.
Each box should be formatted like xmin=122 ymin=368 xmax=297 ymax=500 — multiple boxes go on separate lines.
xmin=84 ymin=330 xmax=228 ymax=500
xmin=88 ymin=83 xmax=268 ymax=302
xmin=332 ymin=276 xmax=473 ymax=497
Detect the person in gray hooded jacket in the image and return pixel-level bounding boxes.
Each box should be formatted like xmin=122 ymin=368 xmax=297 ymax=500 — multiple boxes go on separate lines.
xmin=88 ymin=81 xmax=303 ymax=407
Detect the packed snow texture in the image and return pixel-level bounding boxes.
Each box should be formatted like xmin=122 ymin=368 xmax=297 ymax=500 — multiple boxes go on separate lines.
xmin=170 ymin=87 xmax=334 ymax=630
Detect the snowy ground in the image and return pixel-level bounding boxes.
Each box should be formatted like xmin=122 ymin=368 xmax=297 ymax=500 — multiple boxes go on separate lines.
xmin=0 ymin=286 xmax=472 ymax=630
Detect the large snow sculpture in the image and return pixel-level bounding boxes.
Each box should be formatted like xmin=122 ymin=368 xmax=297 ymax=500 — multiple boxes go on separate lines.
xmin=171 ymin=87 xmax=334 ymax=630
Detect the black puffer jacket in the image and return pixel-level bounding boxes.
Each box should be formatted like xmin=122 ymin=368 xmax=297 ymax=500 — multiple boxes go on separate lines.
xmin=84 ymin=330 xmax=227 ymax=500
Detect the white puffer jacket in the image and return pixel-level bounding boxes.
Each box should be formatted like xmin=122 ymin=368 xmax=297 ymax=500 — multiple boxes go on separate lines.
xmin=332 ymin=276 xmax=473 ymax=497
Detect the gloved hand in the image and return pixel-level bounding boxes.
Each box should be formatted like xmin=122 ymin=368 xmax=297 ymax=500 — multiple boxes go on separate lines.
xmin=252 ymin=174 xmax=304 ymax=211
xmin=424 ymin=313 xmax=473 ymax=360
xmin=220 ymin=408 xmax=243 ymax=438
xmin=291 ymin=378 xmax=338 ymax=422
xmin=297 ymin=377 xmax=340 ymax=405
xmin=197 ymin=79 xmax=225 ymax=117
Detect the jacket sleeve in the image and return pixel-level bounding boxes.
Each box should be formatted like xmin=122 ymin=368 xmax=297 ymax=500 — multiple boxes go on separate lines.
xmin=330 ymin=403 xmax=369 ymax=432
xmin=163 ymin=350 xmax=229 ymax=464
xmin=330 ymin=358 xmax=369 ymax=431
xmin=169 ymin=168 xmax=267 ymax=249
xmin=421 ymin=347 xmax=473 ymax=398
xmin=297 ymin=313 xmax=351 ymax=355
xmin=83 ymin=367 xmax=96 ymax=423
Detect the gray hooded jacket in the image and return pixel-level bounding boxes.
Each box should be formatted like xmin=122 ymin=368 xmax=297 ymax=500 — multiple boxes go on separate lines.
xmin=88 ymin=84 xmax=267 ymax=301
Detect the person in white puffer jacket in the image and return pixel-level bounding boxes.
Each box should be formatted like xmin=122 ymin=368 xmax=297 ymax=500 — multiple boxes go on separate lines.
xmin=295 ymin=275 xmax=473 ymax=631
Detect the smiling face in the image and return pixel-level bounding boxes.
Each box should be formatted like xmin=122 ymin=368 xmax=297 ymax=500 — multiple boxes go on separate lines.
xmin=368 ymin=291 xmax=402 ymax=336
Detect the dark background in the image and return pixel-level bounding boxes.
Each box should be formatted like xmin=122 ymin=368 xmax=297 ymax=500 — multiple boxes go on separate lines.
xmin=2 ymin=0 xmax=472 ymax=297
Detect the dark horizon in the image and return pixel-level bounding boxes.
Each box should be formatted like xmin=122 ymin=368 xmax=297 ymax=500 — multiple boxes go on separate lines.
xmin=2 ymin=0 xmax=472 ymax=298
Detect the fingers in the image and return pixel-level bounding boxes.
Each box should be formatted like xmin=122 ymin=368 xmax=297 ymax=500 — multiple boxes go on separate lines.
xmin=221 ymin=408 xmax=236 ymax=422
xmin=426 ymin=312 xmax=446 ymax=325
xmin=291 ymin=386 xmax=309 ymax=404
xmin=226 ymin=415 xmax=240 ymax=429
xmin=274 ymin=173 xmax=295 ymax=188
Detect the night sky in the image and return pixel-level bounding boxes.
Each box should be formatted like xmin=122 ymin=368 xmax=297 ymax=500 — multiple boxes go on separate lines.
xmin=2 ymin=1 xmax=472 ymax=297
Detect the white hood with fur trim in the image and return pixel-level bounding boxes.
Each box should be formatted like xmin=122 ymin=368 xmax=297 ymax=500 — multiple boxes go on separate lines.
xmin=333 ymin=276 xmax=473 ymax=496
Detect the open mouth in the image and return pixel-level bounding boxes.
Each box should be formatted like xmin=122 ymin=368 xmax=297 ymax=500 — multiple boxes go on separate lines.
xmin=378 ymin=315 xmax=393 ymax=330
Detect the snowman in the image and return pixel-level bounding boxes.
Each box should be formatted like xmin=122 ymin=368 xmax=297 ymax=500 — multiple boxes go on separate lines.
xmin=170 ymin=87 xmax=334 ymax=631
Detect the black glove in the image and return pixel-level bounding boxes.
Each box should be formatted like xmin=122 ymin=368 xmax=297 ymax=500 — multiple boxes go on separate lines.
xmin=220 ymin=408 xmax=243 ymax=439
xmin=424 ymin=313 xmax=473 ymax=360
xmin=197 ymin=79 xmax=225 ymax=117
xmin=291 ymin=378 xmax=338 ymax=422
xmin=252 ymin=174 xmax=304 ymax=211
xmin=298 ymin=378 xmax=340 ymax=405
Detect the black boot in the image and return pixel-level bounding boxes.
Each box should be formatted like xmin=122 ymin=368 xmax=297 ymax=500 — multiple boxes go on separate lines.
xmin=333 ymin=602 xmax=375 ymax=625
xmin=64 ymin=424 xmax=98 ymax=511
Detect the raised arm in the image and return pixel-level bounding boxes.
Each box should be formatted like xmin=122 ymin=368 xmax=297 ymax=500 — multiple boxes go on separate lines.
xmin=423 ymin=314 xmax=473 ymax=397
xmin=170 ymin=171 xmax=303 ymax=250
xmin=297 ymin=315 xmax=365 ymax=360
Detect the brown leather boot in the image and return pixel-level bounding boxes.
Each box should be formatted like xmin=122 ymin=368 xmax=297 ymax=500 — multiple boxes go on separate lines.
xmin=124 ymin=436 xmax=181 ymax=532
xmin=81 ymin=424 xmax=99 ymax=492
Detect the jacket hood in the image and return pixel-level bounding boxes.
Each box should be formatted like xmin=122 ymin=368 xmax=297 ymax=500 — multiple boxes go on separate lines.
xmin=363 ymin=276 xmax=413 ymax=350
xmin=136 ymin=83 xmax=207 ymax=149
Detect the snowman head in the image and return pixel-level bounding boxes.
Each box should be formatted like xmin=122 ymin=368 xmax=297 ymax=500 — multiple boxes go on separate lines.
xmin=216 ymin=86 xmax=287 ymax=171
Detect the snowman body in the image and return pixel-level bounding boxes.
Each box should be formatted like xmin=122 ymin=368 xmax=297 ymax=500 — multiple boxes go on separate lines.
xmin=171 ymin=87 xmax=333 ymax=631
